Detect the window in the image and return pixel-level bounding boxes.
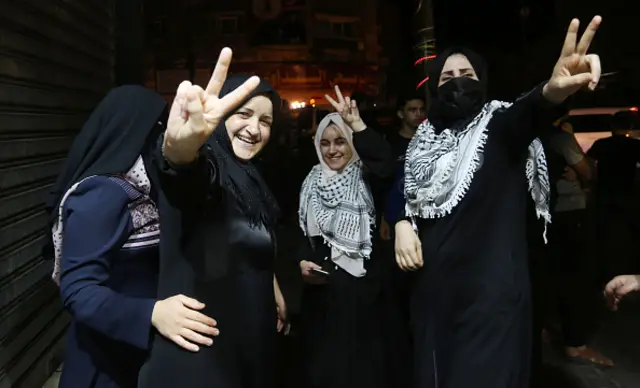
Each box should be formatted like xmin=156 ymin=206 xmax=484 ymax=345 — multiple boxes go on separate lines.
xmin=317 ymin=21 xmax=356 ymax=38
xmin=148 ymin=18 xmax=167 ymax=39
xmin=329 ymin=22 xmax=355 ymax=38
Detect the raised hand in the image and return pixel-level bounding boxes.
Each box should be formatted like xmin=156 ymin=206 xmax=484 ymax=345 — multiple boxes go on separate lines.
xmin=325 ymin=85 xmax=366 ymax=132
xmin=164 ymin=47 xmax=261 ymax=164
xmin=543 ymin=16 xmax=602 ymax=104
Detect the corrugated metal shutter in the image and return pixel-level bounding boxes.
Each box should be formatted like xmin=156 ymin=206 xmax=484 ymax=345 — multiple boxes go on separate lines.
xmin=0 ymin=1 xmax=114 ymax=387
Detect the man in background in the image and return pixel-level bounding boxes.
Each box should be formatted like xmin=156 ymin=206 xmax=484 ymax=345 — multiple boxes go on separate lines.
xmin=378 ymin=91 xmax=425 ymax=388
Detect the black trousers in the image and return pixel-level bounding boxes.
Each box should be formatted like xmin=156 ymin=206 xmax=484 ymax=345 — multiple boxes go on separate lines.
xmin=547 ymin=209 xmax=595 ymax=347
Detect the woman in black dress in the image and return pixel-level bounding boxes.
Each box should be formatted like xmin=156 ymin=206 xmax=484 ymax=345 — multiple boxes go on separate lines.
xmin=394 ymin=17 xmax=602 ymax=388
xmin=297 ymin=86 xmax=394 ymax=388
xmin=138 ymin=48 xmax=286 ymax=388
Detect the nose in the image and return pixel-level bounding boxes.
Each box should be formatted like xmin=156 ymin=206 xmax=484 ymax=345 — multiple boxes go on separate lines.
xmin=245 ymin=118 xmax=260 ymax=135
xmin=327 ymin=143 xmax=339 ymax=155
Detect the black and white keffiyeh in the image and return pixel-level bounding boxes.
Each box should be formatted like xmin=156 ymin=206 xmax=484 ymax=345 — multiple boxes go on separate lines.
xmin=299 ymin=113 xmax=375 ymax=276
xmin=404 ymin=100 xmax=551 ymax=239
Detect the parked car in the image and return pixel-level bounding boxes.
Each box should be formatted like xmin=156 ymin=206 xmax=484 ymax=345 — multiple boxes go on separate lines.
xmin=560 ymin=106 xmax=640 ymax=152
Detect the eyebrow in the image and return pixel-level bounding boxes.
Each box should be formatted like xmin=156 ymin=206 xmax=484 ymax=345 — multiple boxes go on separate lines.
xmin=441 ymin=68 xmax=474 ymax=76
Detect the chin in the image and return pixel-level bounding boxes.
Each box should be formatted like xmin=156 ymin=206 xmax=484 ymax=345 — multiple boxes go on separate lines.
xmin=325 ymin=160 xmax=348 ymax=171
xmin=232 ymin=145 xmax=261 ymax=161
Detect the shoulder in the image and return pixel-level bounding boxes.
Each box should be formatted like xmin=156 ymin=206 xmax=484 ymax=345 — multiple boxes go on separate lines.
xmin=63 ymin=176 xmax=131 ymax=221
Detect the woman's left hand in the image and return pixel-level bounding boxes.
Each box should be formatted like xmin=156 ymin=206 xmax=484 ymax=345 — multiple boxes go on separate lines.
xmin=325 ymin=85 xmax=367 ymax=132
xmin=276 ymin=301 xmax=288 ymax=334
xmin=274 ymin=277 xmax=289 ymax=334
xmin=543 ymin=16 xmax=602 ymax=104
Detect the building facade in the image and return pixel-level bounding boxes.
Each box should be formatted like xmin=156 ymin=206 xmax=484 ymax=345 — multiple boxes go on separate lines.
xmin=144 ymin=0 xmax=385 ymax=108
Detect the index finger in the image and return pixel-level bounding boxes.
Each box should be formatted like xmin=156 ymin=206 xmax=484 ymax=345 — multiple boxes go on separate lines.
xmin=576 ymin=16 xmax=602 ymax=55
xmin=560 ymin=18 xmax=580 ymax=57
xmin=179 ymin=294 xmax=205 ymax=310
xmin=218 ymin=76 xmax=261 ymax=113
xmin=206 ymin=47 xmax=233 ymax=97
xmin=325 ymin=94 xmax=340 ymax=111
xmin=334 ymin=85 xmax=345 ymax=105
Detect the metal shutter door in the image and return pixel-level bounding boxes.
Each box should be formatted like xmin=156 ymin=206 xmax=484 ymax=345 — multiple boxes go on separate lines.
xmin=0 ymin=1 xmax=114 ymax=386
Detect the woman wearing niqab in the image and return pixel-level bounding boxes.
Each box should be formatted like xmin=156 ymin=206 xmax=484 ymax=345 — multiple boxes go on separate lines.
xmin=45 ymin=86 xmax=218 ymax=388
xmin=394 ymin=17 xmax=603 ymax=388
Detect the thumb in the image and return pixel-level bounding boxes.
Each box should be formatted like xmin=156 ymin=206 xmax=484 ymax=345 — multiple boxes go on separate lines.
xmin=415 ymin=240 xmax=423 ymax=266
xmin=309 ymin=262 xmax=322 ymax=269
xmin=179 ymin=295 xmax=205 ymax=310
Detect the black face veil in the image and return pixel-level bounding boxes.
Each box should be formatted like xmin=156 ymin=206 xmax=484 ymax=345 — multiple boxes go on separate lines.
xmin=426 ymin=46 xmax=489 ymax=132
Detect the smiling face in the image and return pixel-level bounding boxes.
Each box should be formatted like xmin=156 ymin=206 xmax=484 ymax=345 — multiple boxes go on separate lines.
xmin=319 ymin=123 xmax=353 ymax=171
xmin=225 ymin=95 xmax=274 ymax=161
xmin=438 ymin=53 xmax=479 ymax=87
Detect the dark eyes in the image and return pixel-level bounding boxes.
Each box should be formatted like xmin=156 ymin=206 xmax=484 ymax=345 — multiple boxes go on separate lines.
xmin=237 ymin=111 xmax=272 ymax=127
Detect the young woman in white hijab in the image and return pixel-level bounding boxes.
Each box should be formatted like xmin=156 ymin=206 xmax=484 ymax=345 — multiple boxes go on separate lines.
xmin=297 ymin=86 xmax=395 ymax=388
xmin=395 ymin=16 xmax=603 ymax=388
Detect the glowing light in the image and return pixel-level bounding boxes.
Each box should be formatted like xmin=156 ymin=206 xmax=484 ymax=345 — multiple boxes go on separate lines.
xmin=414 ymin=55 xmax=437 ymax=66
xmin=416 ymin=77 xmax=429 ymax=89
xmin=310 ymin=99 xmax=316 ymax=105
xmin=630 ymin=107 xmax=638 ymax=112
xmin=290 ymin=101 xmax=306 ymax=109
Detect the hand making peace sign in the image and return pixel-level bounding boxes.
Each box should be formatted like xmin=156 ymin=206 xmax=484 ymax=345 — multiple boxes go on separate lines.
xmin=543 ymin=16 xmax=602 ymax=104
xmin=164 ymin=48 xmax=260 ymax=164
xmin=325 ymin=85 xmax=367 ymax=132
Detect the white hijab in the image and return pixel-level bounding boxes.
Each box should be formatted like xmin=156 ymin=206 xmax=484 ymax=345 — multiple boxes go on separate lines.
xmin=298 ymin=113 xmax=375 ymax=277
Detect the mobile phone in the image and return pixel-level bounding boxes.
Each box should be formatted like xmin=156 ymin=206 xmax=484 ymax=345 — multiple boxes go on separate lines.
xmin=311 ymin=267 xmax=330 ymax=276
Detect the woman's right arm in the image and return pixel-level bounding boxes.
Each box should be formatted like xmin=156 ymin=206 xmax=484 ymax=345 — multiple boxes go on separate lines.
xmin=151 ymin=132 xmax=220 ymax=208
xmin=59 ymin=178 xmax=218 ymax=352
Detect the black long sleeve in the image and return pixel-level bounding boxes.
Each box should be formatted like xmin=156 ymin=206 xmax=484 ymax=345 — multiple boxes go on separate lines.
xmin=151 ymin=134 xmax=220 ymax=209
xmin=492 ymin=83 xmax=566 ymax=153
xmin=352 ymin=127 xmax=395 ymax=179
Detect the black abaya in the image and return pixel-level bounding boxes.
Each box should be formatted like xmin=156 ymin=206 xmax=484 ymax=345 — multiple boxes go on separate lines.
xmin=138 ymin=76 xmax=282 ymax=388
xmin=410 ymin=85 xmax=557 ymax=388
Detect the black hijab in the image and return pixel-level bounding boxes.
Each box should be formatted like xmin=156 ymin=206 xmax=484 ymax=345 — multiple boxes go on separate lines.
xmin=43 ymin=85 xmax=168 ymax=260
xmin=427 ymin=46 xmax=488 ymax=132
xmin=207 ymin=74 xmax=281 ymax=230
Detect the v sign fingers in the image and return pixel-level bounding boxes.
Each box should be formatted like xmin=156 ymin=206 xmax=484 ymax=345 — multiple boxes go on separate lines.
xmin=206 ymin=48 xmax=232 ymax=98
xmin=543 ymin=16 xmax=602 ymax=104
xmin=576 ymin=16 xmax=601 ymax=55
xmin=163 ymin=47 xmax=260 ymax=165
